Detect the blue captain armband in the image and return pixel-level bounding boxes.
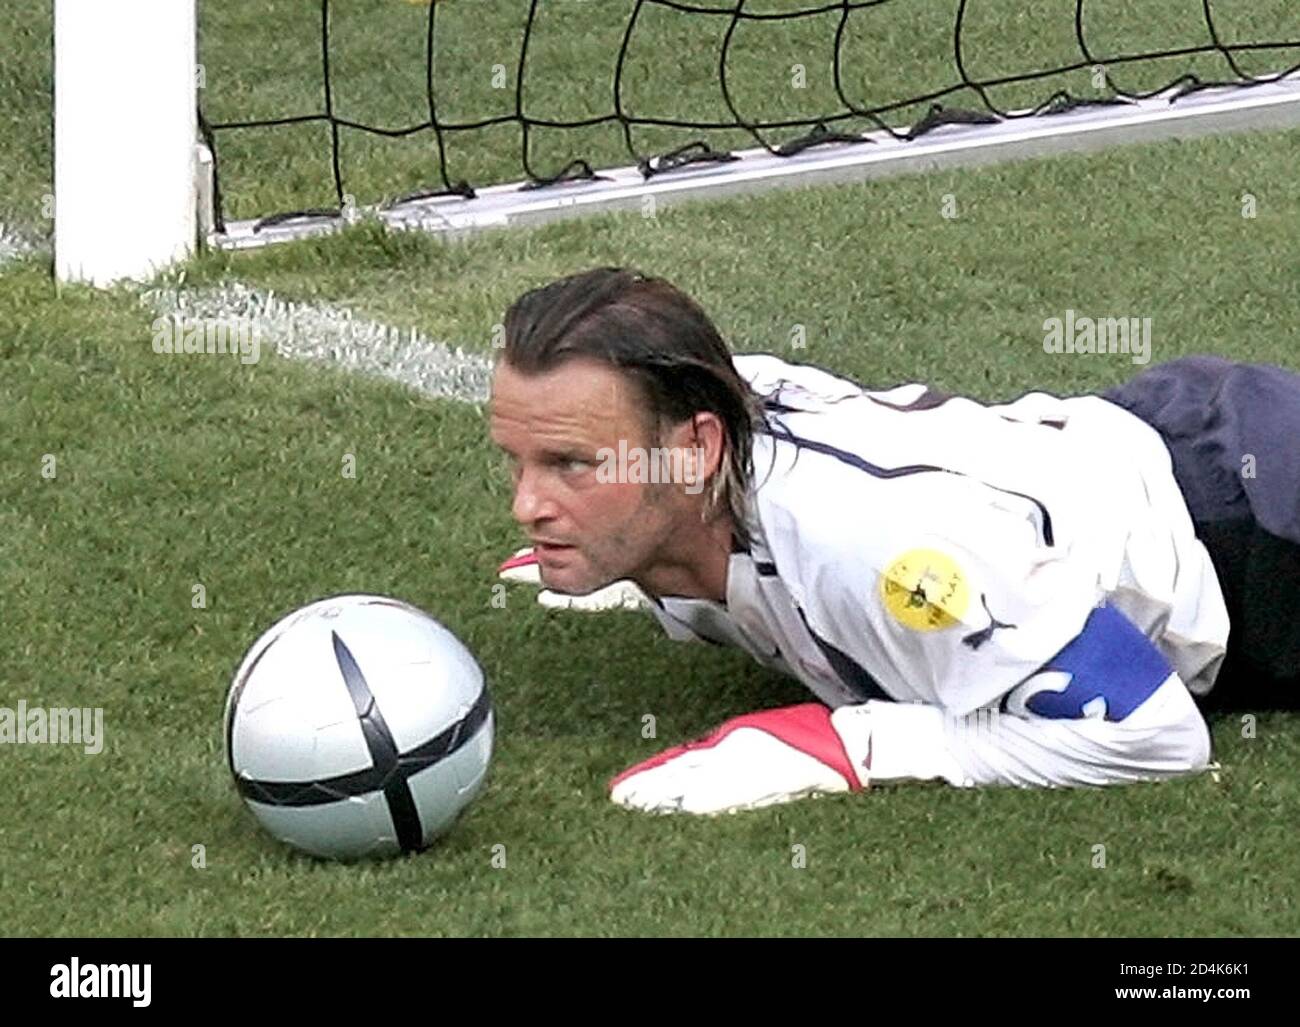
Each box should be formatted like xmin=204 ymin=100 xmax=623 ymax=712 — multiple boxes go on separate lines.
xmin=1004 ymin=603 xmax=1173 ymax=722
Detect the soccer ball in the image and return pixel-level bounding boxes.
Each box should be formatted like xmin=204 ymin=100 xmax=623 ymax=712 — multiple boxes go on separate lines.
xmin=224 ymin=594 xmax=494 ymax=860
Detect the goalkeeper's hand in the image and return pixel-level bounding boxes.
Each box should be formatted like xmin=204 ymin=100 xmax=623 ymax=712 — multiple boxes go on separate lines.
xmin=497 ymin=547 xmax=650 ymax=612
xmin=609 ymin=703 xmax=873 ymax=815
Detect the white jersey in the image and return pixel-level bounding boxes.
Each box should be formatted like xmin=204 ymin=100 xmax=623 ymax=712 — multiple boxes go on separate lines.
xmin=641 ymin=354 xmax=1228 ymax=786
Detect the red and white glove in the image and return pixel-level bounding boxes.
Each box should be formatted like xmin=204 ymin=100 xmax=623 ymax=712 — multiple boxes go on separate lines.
xmin=609 ymin=703 xmax=874 ymax=815
xmin=498 ymin=547 xmax=649 ymax=612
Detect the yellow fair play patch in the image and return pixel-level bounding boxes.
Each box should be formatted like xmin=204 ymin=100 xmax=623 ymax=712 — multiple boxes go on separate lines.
xmin=879 ymin=548 xmax=971 ymax=631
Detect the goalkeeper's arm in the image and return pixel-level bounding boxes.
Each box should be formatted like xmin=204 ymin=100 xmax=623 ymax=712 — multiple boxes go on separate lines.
xmin=841 ymin=672 xmax=1211 ymax=790
xmin=854 ymin=601 xmax=1213 ymax=789
xmin=610 ymin=603 xmax=1212 ymax=815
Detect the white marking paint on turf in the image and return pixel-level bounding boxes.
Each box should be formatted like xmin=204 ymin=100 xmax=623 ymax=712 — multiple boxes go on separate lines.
xmin=143 ymin=281 xmax=492 ymax=403
xmin=0 ymin=222 xmax=42 ymax=271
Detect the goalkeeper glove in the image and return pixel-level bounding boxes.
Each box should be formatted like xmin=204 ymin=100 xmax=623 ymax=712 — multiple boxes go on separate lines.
xmin=497 ymin=546 xmax=649 ymax=612
xmin=609 ymin=702 xmax=874 ymax=815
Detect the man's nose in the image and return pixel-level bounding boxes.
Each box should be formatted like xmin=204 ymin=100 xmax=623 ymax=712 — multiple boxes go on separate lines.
xmin=511 ymin=466 xmax=551 ymax=525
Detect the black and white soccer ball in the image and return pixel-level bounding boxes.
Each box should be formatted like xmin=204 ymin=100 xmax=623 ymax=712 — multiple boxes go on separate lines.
xmin=224 ymin=595 xmax=494 ymax=860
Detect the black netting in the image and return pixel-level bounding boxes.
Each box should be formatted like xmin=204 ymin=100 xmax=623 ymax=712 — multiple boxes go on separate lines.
xmin=199 ymin=0 xmax=1300 ymax=234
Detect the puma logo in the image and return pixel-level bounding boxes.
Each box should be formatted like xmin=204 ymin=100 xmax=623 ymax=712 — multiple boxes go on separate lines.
xmin=962 ymin=594 xmax=1017 ymax=650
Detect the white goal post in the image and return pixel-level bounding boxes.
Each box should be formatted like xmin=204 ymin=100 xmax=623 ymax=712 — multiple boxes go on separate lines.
xmin=54 ymin=0 xmax=198 ymax=286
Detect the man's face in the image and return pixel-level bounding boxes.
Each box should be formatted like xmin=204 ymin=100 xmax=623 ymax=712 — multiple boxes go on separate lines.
xmin=488 ymin=356 xmax=681 ymax=595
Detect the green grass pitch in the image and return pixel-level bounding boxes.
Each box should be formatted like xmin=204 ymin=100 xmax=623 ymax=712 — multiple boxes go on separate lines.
xmin=1 ymin=1 xmax=1298 ymax=936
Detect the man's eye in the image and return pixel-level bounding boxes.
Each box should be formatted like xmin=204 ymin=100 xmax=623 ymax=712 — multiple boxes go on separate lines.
xmin=560 ymin=458 xmax=590 ymax=474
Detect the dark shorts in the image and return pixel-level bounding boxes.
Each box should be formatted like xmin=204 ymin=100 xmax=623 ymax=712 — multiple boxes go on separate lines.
xmin=1102 ymin=355 xmax=1300 ymax=698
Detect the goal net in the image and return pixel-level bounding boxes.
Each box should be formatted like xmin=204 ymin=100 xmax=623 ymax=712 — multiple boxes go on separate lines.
xmin=196 ymin=0 xmax=1300 ymax=248
xmin=56 ymin=1 xmax=1300 ymax=282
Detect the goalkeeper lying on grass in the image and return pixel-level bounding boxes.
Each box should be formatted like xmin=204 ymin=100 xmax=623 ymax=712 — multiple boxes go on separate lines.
xmin=490 ymin=267 xmax=1300 ymax=814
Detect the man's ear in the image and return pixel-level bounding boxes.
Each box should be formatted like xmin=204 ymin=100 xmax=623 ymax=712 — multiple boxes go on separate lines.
xmin=681 ymin=413 xmax=733 ymax=491
xmin=689 ymin=412 xmax=726 ymax=479
xmin=659 ymin=412 xmax=724 ymax=494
